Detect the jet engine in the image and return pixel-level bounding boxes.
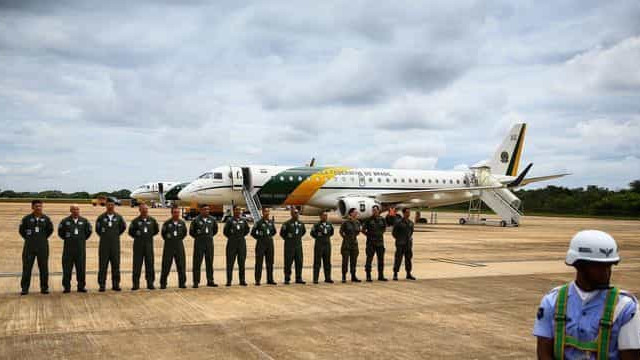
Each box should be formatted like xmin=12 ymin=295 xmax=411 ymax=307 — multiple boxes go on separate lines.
xmin=337 ymin=197 xmax=381 ymax=219
xmin=300 ymin=205 xmax=325 ymax=216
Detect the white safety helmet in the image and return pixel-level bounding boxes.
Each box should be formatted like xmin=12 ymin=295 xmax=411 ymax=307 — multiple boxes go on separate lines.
xmin=565 ymin=230 xmax=620 ymax=266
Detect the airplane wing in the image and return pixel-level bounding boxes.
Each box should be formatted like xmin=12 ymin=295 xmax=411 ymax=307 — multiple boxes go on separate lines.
xmin=375 ymin=185 xmax=502 ymax=204
xmin=514 ymin=174 xmax=570 ymax=187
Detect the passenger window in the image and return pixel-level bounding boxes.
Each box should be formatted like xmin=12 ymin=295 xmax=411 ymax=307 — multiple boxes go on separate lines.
xmin=393 ymin=178 xmax=397 ymax=183
xmin=386 ymin=178 xmax=390 ymax=183
xmin=377 ymin=178 xmax=381 ymax=183
xmin=435 ymin=179 xmax=439 ymax=184
xmin=456 ymin=180 xmax=460 ymax=184
xmin=213 ymin=173 xmax=222 ymax=180
xmin=422 ymin=179 xmax=426 ymax=184
xmin=408 ymin=179 xmax=412 ymax=183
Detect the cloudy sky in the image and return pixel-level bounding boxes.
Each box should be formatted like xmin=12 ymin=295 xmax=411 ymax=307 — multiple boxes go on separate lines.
xmin=0 ymin=0 xmax=639 ymax=193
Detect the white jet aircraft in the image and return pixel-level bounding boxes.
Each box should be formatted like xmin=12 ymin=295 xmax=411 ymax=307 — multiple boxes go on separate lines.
xmin=130 ymin=181 xmax=180 ymax=204
xmin=177 ymin=124 xmax=568 ymax=226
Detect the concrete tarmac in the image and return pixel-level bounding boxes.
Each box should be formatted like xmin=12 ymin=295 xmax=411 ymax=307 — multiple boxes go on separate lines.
xmin=0 ymin=203 xmax=638 ymax=359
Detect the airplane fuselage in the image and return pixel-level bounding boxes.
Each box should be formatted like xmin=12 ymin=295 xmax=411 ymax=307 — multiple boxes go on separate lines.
xmin=178 ymin=165 xmax=486 ymax=209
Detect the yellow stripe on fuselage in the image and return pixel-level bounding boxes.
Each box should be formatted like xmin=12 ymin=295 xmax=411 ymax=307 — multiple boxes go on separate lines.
xmin=283 ymin=167 xmax=350 ymax=206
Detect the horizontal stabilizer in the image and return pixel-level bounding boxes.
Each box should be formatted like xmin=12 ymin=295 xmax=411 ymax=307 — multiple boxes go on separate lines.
xmin=515 ymin=173 xmax=570 ymax=187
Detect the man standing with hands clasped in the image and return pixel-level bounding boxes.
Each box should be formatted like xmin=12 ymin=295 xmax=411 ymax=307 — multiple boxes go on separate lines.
xmin=128 ymin=203 xmax=159 ymax=291
xmin=19 ymin=200 xmax=54 ymax=295
xmin=58 ymin=204 xmax=92 ymax=293
xmin=96 ymin=198 xmax=126 ymax=292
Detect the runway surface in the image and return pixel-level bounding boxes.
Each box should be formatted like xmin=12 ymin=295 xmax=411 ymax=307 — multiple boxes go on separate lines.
xmin=0 ymin=203 xmax=638 ymax=359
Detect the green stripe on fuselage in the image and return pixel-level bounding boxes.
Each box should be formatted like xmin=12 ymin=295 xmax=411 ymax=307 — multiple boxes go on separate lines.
xmin=258 ymin=167 xmax=323 ymax=205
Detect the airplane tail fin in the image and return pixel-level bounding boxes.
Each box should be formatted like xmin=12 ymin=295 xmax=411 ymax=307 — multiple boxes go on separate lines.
xmin=488 ymin=123 xmax=527 ymax=176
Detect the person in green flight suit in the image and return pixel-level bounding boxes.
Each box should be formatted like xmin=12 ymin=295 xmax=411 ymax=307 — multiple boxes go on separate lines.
xmin=392 ymin=208 xmax=416 ymax=281
xmin=339 ymin=208 xmax=361 ymax=283
xmin=96 ymin=198 xmax=127 ymax=292
xmin=362 ymin=205 xmax=388 ymax=282
xmin=251 ymin=207 xmax=277 ymax=286
xmin=19 ymin=199 xmax=54 ymax=295
xmin=160 ymin=206 xmax=188 ymax=289
xmin=223 ymin=206 xmax=250 ymax=286
xmin=310 ymin=211 xmax=334 ymax=284
xmin=189 ymin=204 xmax=219 ymax=288
xmin=279 ymin=208 xmax=307 ymax=285
xmin=128 ymin=203 xmax=159 ymax=290
xmin=58 ymin=204 xmax=92 ymax=293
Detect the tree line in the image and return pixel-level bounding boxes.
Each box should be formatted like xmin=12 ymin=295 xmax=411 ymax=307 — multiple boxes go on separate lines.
xmin=0 ymin=189 xmax=132 ymax=200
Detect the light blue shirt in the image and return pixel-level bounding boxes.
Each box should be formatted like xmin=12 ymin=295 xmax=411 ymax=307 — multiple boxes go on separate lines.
xmin=533 ymin=282 xmax=639 ymax=359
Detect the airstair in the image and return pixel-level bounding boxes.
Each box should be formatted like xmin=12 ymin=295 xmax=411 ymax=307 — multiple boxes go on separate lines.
xmin=242 ymin=187 xmax=262 ymax=221
xmin=461 ymin=165 xmax=522 ymax=227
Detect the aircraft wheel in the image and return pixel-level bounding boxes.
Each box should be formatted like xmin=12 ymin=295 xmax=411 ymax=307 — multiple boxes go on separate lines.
xmin=500 ymin=220 xmax=507 ymax=227
xmin=459 ymin=218 xmax=466 ymax=225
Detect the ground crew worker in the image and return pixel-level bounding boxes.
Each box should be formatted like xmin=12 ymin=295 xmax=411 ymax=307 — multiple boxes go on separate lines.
xmin=310 ymin=211 xmax=334 ymax=284
xmin=128 ymin=203 xmax=159 ymax=290
xmin=534 ymin=230 xmax=640 ymax=359
xmin=362 ymin=205 xmax=388 ymax=282
xmin=223 ymin=206 xmax=250 ymax=286
xmin=96 ymin=198 xmax=126 ymax=292
xmin=280 ymin=208 xmax=307 ymax=285
xmin=160 ymin=206 xmax=188 ymax=289
xmin=190 ymin=204 xmax=219 ymax=288
xmin=339 ymin=208 xmax=361 ymax=283
xmin=19 ymin=200 xmax=53 ymax=295
xmin=58 ymin=204 xmax=91 ymax=293
xmin=392 ymin=208 xmax=416 ymax=281
xmin=251 ymin=207 xmax=277 ymax=286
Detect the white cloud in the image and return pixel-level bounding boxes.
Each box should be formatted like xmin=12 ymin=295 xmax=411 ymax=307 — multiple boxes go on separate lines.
xmin=392 ymin=156 xmax=438 ymax=170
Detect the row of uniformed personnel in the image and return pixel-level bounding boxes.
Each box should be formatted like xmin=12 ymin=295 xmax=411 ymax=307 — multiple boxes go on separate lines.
xmin=19 ymin=199 xmax=416 ymax=295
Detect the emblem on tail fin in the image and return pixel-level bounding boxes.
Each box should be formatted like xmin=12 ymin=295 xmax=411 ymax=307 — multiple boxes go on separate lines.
xmin=500 ymin=151 xmax=509 ymax=163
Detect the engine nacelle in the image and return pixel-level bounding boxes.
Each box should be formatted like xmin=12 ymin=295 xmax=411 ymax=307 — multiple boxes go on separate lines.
xmin=338 ymin=197 xmax=381 ymax=219
xmin=300 ymin=205 xmax=325 ymax=216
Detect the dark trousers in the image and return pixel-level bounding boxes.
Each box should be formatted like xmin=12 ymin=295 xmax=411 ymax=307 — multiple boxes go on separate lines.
xmin=132 ymin=240 xmax=155 ymax=287
xmin=193 ymin=238 xmax=214 ymax=285
xmin=62 ymin=249 xmax=85 ymax=290
xmin=160 ymin=245 xmax=186 ymax=287
xmin=226 ymin=239 xmax=246 ymax=284
xmin=21 ymin=244 xmax=49 ymax=291
xmin=341 ymin=247 xmax=359 ymax=276
xmin=393 ymin=242 xmax=413 ymax=274
xmin=365 ymin=241 xmax=385 ymax=276
xmin=98 ymin=240 xmax=120 ymax=288
xmin=313 ymin=240 xmax=331 ymax=282
xmin=255 ymin=240 xmax=274 ymax=283
xmin=284 ymin=244 xmax=303 ymax=281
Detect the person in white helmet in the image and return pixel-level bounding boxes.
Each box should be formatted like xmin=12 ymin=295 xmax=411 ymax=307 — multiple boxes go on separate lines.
xmin=533 ymin=230 xmax=640 ymax=359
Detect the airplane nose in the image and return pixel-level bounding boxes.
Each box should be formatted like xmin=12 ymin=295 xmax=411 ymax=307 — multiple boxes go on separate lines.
xmin=177 ymin=187 xmax=193 ymax=202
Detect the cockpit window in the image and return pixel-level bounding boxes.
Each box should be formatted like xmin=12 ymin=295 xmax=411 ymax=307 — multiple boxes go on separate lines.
xmin=198 ymin=172 xmax=213 ymax=179
xmin=213 ymin=172 xmax=222 ymax=180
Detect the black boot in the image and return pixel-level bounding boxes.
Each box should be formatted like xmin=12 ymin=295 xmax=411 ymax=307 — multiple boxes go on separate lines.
xmin=378 ymin=274 xmax=388 ymax=281
xmin=393 ymin=272 xmax=398 ymax=281
xmin=406 ymin=273 xmax=416 ymax=280
xmin=342 ymin=273 xmax=347 ymax=283
xmin=366 ymin=272 xmax=372 ymax=282
xmin=351 ymin=274 xmax=361 ymax=283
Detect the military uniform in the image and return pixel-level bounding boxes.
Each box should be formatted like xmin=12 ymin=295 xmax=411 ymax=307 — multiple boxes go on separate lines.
xmin=310 ymin=220 xmax=334 ymax=283
xmin=223 ymin=217 xmax=250 ymax=285
xmin=392 ymin=217 xmax=414 ymax=277
xmin=362 ymin=215 xmax=387 ymax=280
xmin=534 ymin=282 xmax=640 ymax=358
xmin=190 ymin=215 xmax=219 ymax=287
xmin=96 ymin=212 xmax=126 ymax=290
xmin=339 ymin=219 xmax=360 ymax=281
xmin=128 ymin=215 xmax=159 ymax=289
xmin=19 ymin=213 xmax=54 ymax=293
xmin=58 ymin=216 xmax=92 ymax=291
xmin=160 ymin=218 xmax=188 ymax=288
xmin=251 ymin=217 xmax=277 ymax=285
xmin=280 ymin=218 xmax=306 ymax=283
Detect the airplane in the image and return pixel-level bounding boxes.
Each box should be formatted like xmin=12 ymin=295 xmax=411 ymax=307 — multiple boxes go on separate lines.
xmin=177 ymin=124 xmax=568 ymax=226
xmin=130 ymin=181 xmax=181 ymax=205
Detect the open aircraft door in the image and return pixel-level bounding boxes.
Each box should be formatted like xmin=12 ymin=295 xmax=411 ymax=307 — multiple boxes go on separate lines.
xmin=230 ymin=166 xmax=244 ymax=191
